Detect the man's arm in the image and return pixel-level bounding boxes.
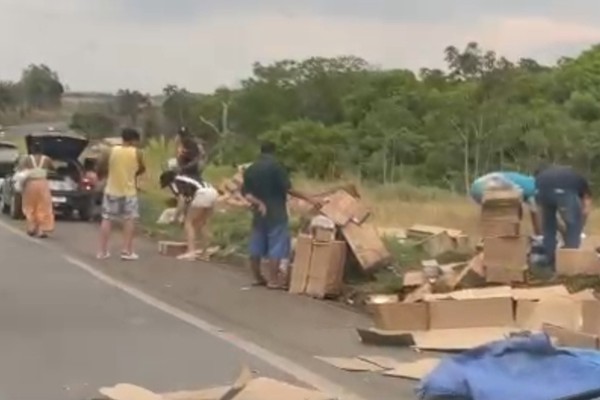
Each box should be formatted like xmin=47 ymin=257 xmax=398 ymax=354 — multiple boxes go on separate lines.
xmin=136 ymin=148 xmax=146 ymax=177
xmin=95 ymin=149 xmax=110 ymax=179
xmin=241 ymin=167 xmax=266 ymax=215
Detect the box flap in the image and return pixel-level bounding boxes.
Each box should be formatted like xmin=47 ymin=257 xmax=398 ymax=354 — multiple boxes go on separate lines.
xmin=542 ymin=324 xmax=599 ymax=350
xmin=100 ymin=384 xmax=164 ymax=400
xmin=512 ymin=285 xmax=570 ymax=300
xmin=424 ymin=286 xmax=512 ymax=301
xmin=315 ymin=356 xmax=383 ymax=372
xmin=516 ymin=298 xmax=582 ymax=331
xmin=341 ymin=219 xmax=391 ymax=272
xmin=319 ymin=189 xmax=369 ymax=226
xmin=382 ymin=358 xmax=441 ymax=380
xmin=358 ymin=355 xmax=402 ymax=370
xmin=413 ymin=327 xmax=516 ymax=351
xmin=428 ymin=297 xmax=514 ymax=330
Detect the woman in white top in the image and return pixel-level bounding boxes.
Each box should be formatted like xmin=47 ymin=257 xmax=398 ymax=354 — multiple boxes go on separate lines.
xmin=160 ymin=169 xmax=218 ymax=261
xmin=19 ymin=141 xmax=54 ymax=237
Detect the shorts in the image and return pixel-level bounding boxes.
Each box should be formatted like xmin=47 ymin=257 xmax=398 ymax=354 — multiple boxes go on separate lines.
xmin=190 ymin=187 xmax=218 ymax=209
xmin=102 ymin=194 xmax=139 ymax=220
xmin=248 ymin=222 xmax=291 ymax=261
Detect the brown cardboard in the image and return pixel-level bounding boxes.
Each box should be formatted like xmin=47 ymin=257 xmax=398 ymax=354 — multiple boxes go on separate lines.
xmin=543 ymin=324 xmax=599 ymax=350
xmin=483 ymin=236 xmax=528 ymax=269
xmin=403 ymin=270 xmax=425 ymax=287
xmin=305 ymin=241 xmax=347 ymax=299
xmin=480 ymin=205 xmax=521 ymax=223
xmin=315 ymin=356 xmax=383 ymax=372
xmin=313 ymin=227 xmax=335 ymax=242
xmin=485 ymin=265 xmax=527 ymax=284
xmin=479 ymin=219 xmax=520 ymax=238
xmin=369 ymin=302 xmax=429 ymax=331
xmin=556 ymin=249 xmax=600 ymax=276
xmin=512 ymin=285 xmax=570 ymax=300
xmin=428 ymin=297 xmax=514 ymax=329
xmin=412 ymin=327 xmax=516 ymax=351
xmin=425 ymin=286 xmax=512 ymax=301
xmin=100 ymin=384 xmax=163 ymax=400
xmin=407 ymin=225 xmax=464 ymax=240
xmin=581 ymin=300 xmax=600 ymax=334
xmin=482 ymin=189 xmax=522 ymax=205
xmin=289 ymin=235 xmax=313 ymax=294
xmin=319 ymin=189 xmax=370 ymax=226
xmin=422 ymin=231 xmax=455 ymax=257
xmin=515 ymin=298 xmax=582 ymax=331
xmin=382 ymin=358 xmax=441 ymax=380
xmin=358 ymin=355 xmax=402 ymax=370
xmin=341 ymin=218 xmax=391 ymax=272
xmin=356 ymin=328 xmax=416 ymax=347
xmin=158 ymin=241 xmax=188 ymax=257
xmin=451 ymin=254 xmax=486 ymax=289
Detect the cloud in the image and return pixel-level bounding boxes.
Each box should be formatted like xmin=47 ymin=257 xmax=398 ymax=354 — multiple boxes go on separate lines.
xmin=0 ymin=0 xmax=599 ymax=93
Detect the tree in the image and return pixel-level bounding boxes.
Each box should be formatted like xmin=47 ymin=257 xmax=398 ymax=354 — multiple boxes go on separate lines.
xmin=115 ymin=89 xmax=150 ymax=125
xmin=20 ymin=64 xmax=64 ymax=109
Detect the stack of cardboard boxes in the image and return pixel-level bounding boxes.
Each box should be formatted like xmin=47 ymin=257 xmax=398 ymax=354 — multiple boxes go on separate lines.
xmin=289 ymin=227 xmax=347 ymax=299
xmin=480 ymin=190 xmax=528 ymax=284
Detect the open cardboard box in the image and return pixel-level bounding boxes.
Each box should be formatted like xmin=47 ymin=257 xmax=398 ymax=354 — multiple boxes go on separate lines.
xmin=365 ymin=285 xmax=600 ymax=351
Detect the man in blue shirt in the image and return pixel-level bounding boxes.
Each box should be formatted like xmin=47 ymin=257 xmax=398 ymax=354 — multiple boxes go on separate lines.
xmin=470 ymin=171 xmax=541 ymax=235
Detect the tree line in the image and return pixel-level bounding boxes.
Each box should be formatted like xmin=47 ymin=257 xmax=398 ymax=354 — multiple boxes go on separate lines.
xmin=0 ymin=64 xmax=64 ymax=114
xmin=68 ymin=42 xmax=600 ymax=192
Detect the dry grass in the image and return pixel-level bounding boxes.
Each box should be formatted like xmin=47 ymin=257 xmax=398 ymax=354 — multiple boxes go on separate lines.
xmin=7 ymin=134 xmax=600 ymax=235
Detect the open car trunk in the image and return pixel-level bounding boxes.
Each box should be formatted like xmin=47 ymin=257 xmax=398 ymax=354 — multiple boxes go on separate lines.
xmin=25 ymin=133 xmax=88 ymax=161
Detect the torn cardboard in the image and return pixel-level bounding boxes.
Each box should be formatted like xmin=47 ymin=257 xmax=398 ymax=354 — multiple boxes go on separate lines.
xmin=289 ymin=234 xmax=313 ymax=294
xmin=515 ymin=298 xmax=582 ymax=331
xmin=341 ymin=218 xmax=391 ymax=272
xmin=451 ymin=254 xmax=485 ymax=289
xmin=358 ymin=355 xmax=402 ymax=370
xmin=319 ymin=189 xmax=370 ymax=226
xmin=382 ymin=358 xmax=441 ymax=380
xmin=543 ymin=324 xmax=599 ymax=350
xmin=412 ymin=327 xmax=517 ymax=351
xmin=315 ymin=356 xmax=383 ymax=372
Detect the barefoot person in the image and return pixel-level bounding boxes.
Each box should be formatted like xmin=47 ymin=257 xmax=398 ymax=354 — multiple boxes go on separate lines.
xmin=96 ymin=128 xmax=145 ymax=260
xmin=160 ymin=170 xmax=218 ymax=260
xmin=242 ymin=141 xmax=317 ymax=289
xmin=19 ymin=141 xmax=54 ymax=237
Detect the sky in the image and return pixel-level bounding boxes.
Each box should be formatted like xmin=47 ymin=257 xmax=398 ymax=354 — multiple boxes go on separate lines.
xmin=1 ymin=0 xmax=600 ymax=94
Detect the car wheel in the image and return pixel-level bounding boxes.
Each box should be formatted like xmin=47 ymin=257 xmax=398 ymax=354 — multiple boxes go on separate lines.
xmin=10 ymin=194 xmax=24 ymax=220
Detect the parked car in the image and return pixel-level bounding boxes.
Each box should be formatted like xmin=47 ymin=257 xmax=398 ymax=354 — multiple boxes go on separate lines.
xmin=0 ymin=141 xmax=19 ymax=193
xmin=0 ymin=131 xmax=96 ymax=220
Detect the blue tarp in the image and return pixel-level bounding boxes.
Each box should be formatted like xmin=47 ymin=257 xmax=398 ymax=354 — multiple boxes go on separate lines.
xmin=417 ymin=333 xmax=600 ymax=400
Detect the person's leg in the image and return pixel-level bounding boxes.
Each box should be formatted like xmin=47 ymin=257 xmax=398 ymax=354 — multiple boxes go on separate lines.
xmin=98 ymin=194 xmax=116 ymax=258
xmin=248 ymin=224 xmax=267 ymax=285
xmin=540 ymin=191 xmax=559 ymax=267
xmin=194 ymin=207 xmax=213 ymax=257
xmin=557 ymin=191 xmax=583 ymax=249
xmin=265 ymin=222 xmax=292 ymax=289
xmin=121 ymin=196 xmax=139 ymax=260
xmin=178 ymin=205 xmax=199 ymax=260
xmin=21 ymin=181 xmax=37 ymax=235
xmin=36 ymin=179 xmax=54 ymax=237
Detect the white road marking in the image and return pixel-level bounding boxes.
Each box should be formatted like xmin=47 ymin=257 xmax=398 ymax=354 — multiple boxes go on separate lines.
xmin=0 ymin=219 xmax=366 ymax=400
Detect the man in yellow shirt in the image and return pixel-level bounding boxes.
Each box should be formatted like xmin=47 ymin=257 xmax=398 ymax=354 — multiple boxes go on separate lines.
xmin=96 ymin=128 xmax=146 ymax=260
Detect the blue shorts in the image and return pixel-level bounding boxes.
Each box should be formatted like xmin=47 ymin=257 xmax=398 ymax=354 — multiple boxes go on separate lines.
xmin=248 ymin=222 xmax=291 ymax=260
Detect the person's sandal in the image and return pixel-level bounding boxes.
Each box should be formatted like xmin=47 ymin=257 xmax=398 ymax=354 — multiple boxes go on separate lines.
xmin=177 ymin=252 xmax=198 ymax=261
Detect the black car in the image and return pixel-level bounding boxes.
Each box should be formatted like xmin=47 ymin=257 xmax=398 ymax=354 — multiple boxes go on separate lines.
xmin=0 ymin=131 xmax=96 ymax=220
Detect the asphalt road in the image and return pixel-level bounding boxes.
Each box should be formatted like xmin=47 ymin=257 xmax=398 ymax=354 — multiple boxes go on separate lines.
xmin=0 ymin=222 xmax=295 ymax=400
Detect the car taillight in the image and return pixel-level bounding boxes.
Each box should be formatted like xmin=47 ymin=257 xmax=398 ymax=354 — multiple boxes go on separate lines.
xmin=81 ymin=178 xmax=94 ymax=191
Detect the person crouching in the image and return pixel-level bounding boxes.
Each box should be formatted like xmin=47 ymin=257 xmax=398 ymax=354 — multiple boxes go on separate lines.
xmin=160 ymin=170 xmax=218 ymax=261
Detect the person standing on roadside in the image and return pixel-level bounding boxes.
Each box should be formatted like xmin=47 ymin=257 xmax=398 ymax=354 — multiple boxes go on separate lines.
xmin=242 ymin=141 xmax=317 ymax=289
xmin=20 ymin=140 xmax=54 ymax=238
xmin=535 ymin=164 xmax=592 ymax=267
xmin=172 ymin=127 xmax=206 ymax=223
xmin=96 ymin=128 xmax=146 ymax=260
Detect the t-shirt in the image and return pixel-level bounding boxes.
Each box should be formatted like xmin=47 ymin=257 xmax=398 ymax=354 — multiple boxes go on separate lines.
xmin=241 ymin=154 xmax=291 ymax=228
xmin=470 ymin=171 xmax=536 ymax=204
xmin=105 ymin=145 xmax=139 ymax=197
xmin=535 ymin=165 xmax=591 ymax=199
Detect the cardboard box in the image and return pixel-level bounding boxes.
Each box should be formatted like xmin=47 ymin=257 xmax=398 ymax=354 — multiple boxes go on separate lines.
xmin=158 ymin=241 xmax=187 ymax=257
xmin=428 ymin=297 xmax=514 ymax=330
xmin=483 ymin=236 xmax=528 ymax=269
xmin=305 ymin=241 xmax=347 ymax=299
xmin=516 ymin=298 xmax=582 ymax=331
xmin=369 ymin=302 xmax=429 ymax=331
xmin=486 ymin=265 xmax=527 ymax=284
xmin=556 ymin=249 xmax=600 ymax=276
xmin=313 ymin=227 xmax=335 ymax=242
xmin=479 ymin=219 xmax=520 ymax=238
xmin=482 ymin=189 xmax=522 ymax=205
xmin=543 ymin=324 xmax=599 ymax=350
xmin=581 ymin=300 xmax=600 ymax=335
xmin=289 ymin=235 xmax=313 ymax=294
